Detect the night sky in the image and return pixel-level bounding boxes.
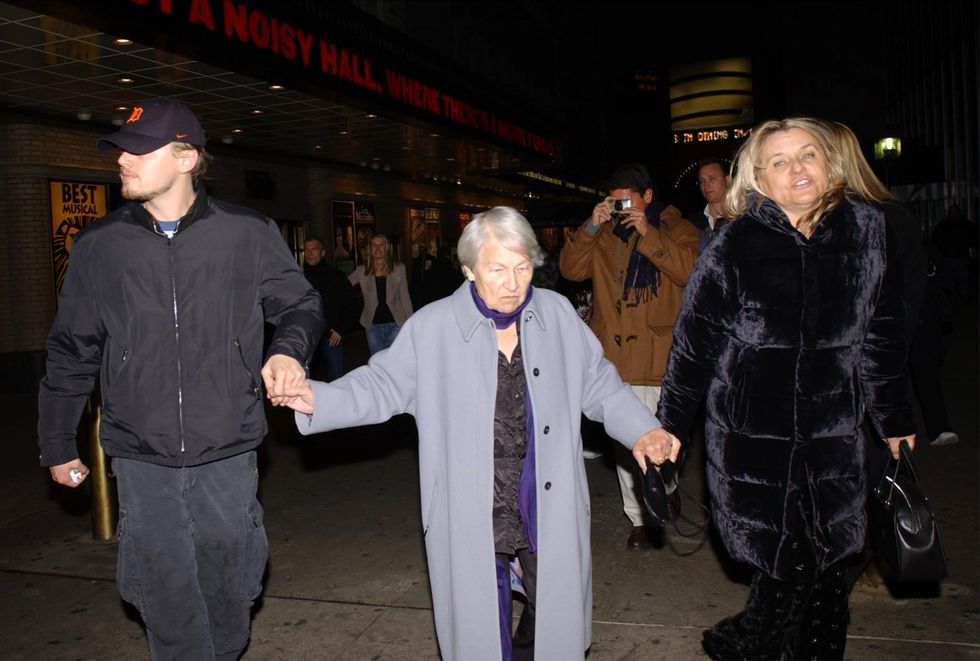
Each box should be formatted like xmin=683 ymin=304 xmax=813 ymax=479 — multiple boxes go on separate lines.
xmin=588 ymin=1 xmax=891 ymax=199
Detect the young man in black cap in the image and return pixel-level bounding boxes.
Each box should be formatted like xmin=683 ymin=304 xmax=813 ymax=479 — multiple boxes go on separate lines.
xmin=38 ymin=97 xmax=323 ymax=660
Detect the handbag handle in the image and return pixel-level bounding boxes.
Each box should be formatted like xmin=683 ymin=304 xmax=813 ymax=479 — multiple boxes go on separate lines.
xmin=879 ymin=439 xmax=918 ymax=504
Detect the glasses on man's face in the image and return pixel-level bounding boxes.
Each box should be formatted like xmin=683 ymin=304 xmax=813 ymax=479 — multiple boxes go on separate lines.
xmin=698 ymin=175 xmax=721 ymax=187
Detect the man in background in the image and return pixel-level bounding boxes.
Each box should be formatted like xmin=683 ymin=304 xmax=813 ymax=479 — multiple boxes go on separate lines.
xmin=691 ymin=157 xmax=732 ymax=249
xmin=304 ymin=236 xmax=358 ymax=381
xmin=560 ymin=163 xmax=699 ymax=549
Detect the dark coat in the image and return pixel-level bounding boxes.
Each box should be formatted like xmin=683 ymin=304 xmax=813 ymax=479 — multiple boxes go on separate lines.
xmin=39 ymin=191 xmax=323 ymax=468
xmin=657 ymin=197 xmax=914 ymax=580
xmin=689 ymin=209 xmax=732 ymax=250
xmin=303 ymin=261 xmax=358 ymax=337
xmin=882 ymin=201 xmax=927 ymax=345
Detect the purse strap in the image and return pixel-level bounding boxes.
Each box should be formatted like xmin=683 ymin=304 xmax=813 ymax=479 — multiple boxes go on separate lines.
xmin=879 ymin=439 xmax=920 ymax=509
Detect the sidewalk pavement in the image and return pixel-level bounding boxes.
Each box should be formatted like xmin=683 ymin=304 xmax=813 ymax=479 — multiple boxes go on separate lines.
xmin=1 ymin=309 xmax=977 ymax=660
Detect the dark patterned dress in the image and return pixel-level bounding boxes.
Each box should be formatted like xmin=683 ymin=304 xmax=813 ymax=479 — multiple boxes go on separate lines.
xmin=492 ymin=339 xmax=529 ymax=554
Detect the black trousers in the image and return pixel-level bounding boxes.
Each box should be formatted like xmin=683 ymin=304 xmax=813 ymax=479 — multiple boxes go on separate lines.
xmin=114 ymin=451 xmax=268 ymax=661
xmin=495 ymin=548 xmax=537 ymax=661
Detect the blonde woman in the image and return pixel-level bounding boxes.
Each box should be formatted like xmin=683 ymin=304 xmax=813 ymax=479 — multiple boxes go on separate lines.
xmin=348 ymin=233 xmax=412 ymax=354
xmin=650 ymin=117 xmax=915 ymax=659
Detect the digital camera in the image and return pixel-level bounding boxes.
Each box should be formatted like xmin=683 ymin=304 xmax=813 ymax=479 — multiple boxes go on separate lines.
xmin=610 ymin=196 xmax=636 ymax=242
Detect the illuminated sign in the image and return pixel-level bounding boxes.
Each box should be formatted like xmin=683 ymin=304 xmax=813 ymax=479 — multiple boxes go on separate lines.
xmin=669 ymin=57 xmax=754 ymax=132
xmin=517 ymin=171 xmax=601 ymax=196
xmin=126 ymin=0 xmax=556 ymax=158
xmin=672 ymin=127 xmax=753 ymax=144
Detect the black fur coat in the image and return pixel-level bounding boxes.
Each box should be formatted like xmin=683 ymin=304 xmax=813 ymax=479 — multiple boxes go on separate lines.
xmin=657 ymin=196 xmax=914 ymax=580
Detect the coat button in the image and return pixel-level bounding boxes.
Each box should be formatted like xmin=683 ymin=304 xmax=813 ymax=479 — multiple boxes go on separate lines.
xmin=543 ymin=426 xmax=550 ymax=434
xmin=533 ymin=368 xmax=540 ymax=376
xmin=544 ymin=481 xmax=552 ymax=490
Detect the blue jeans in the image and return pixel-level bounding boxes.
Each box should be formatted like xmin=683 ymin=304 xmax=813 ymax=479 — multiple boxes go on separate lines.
xmin=323 ymin=342 xmax=343 ymax=381
xmin=365 ymin=322 xmax=400 ymax=355
xmin=313 ymin=336 xmax=344 ymax=381
xmin=113 ymin=451 xmax=267 ymax=661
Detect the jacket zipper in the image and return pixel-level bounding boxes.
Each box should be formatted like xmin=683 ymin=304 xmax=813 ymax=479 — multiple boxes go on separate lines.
xmin=233 ymin=337 xmax=261 ymax=400
xmin=169 ymin=237 xmax=186 ymax=454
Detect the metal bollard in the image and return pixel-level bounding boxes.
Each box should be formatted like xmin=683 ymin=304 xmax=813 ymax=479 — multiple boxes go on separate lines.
xmin=84 ymin=394 xmax=117 ymax=540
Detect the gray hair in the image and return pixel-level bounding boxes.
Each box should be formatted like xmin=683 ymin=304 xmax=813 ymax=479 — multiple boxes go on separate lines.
xmin=456 ymin=206 xmax=545 ymax=270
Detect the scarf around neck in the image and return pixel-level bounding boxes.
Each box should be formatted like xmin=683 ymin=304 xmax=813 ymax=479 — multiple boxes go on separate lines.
xmin=622 ymin=200 xmax=664 ymax=306
xmin=470 ymin=282 xmax=534 ymax=329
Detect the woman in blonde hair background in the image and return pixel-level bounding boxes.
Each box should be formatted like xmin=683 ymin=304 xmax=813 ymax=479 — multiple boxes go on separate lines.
xmin=650 ymin=117 xmax=915 ymax=659
xmin=348 ymin=233 xmax=413 ymax=355
xmin=828 ymin=122 xmax=957 ymax=448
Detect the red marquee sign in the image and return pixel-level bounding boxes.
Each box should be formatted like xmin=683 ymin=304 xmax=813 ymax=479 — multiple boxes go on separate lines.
xmin=128 ymin=0 xmax=557 ymax=158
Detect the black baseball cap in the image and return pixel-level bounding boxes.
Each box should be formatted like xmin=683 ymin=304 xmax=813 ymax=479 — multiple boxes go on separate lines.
xmin=97 ymin=97 xmax=206 ymax=154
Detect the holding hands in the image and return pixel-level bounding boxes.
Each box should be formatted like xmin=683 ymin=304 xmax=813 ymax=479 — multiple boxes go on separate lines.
xmin=632 ymin=427 xmax=681 ymax=474
xmin=261 ymin=353 xmax=315 ymax=413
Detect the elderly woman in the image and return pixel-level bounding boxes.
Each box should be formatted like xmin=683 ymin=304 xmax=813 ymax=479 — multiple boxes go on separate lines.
xmin=281 ymin=207 xmax=675 ymax=660
xmin=348 ymin=233 xmax=413 ymax=354
xmin=651 ymin=118 xmax=915 ymax=660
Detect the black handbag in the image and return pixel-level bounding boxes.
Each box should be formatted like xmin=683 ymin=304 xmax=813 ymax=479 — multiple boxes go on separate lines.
xmin=640 ymin=457 xmax=679 ymax=525
xmin=868 ymin=440 xmax=947 ymax=581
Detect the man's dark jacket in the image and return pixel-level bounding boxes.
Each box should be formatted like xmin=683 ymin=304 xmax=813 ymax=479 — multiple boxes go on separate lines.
xmin=303 ymin=261 xmax=358 ymax=338
xmin=689 ymin=210 xmax=731 ymax=250
xmin=39 ymin=190 xmax=323 ymax=468
xmin=657 ymin=197 xmax=913 ymax=580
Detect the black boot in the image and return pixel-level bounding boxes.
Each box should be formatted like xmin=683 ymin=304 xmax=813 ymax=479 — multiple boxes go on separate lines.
xmin=703 ymin=512 xmax=818 ymax=661
xmin=792 ymin=561 xmax=850 ymax=660
xmin=701 ymin=571 xmax=802 ymax=660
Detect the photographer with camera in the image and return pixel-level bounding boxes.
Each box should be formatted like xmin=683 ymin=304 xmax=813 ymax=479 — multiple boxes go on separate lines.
xmin=560 ymin=163 xmax=700 ymax=550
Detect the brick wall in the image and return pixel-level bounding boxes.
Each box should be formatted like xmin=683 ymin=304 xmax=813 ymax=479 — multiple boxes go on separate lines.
xmin=0 ymin=118 xmax=519 ymax=366
xmin=0 ymin=122 xmax=118 ymax=356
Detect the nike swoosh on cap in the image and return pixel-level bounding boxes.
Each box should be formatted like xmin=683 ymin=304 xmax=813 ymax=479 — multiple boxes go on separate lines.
xmin=176 ymin=133 xmax=187 ymax=138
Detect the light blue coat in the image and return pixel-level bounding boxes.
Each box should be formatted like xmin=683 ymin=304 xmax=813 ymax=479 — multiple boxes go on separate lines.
xmin=297 ymin=284 xmax=660 ymax=660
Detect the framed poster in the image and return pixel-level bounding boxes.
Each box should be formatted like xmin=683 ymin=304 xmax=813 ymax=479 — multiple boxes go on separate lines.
xmin=424 ymin=207 xmax=441 ymax=255
xmin=409 ymin=208 xmax=426 ymax=258
xmin=331 ymin=200 xmax=356 ymax=268
xmin=354 ymin=201 xmax=376 ymax=265
xmin=50 ymin=180 xmax=107 ymax=299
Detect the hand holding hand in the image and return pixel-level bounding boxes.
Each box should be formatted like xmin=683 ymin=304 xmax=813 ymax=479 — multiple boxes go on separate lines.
xmin=261 ymin=353 xmax=307 ymax=406
xmin=49 ymin=459 xmax=89 ymax=488
xmin=279 ymin=380 xmax=316 ymax=414
xmin=632 ymin=428 xmax=681 ymax=474
xmin=885 ymin=434 xmax=915 ymax=459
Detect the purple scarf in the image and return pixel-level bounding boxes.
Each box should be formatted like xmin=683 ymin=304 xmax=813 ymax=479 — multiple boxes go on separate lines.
xmin=469 ymin=282 xmax=534 ymax=329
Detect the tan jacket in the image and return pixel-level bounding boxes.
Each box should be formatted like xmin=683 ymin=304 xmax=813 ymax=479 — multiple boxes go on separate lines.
xmin=348 ymin=262 xmax=413 ymax=330
xmin=559 ymin=204 xmax=700 ymax=385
